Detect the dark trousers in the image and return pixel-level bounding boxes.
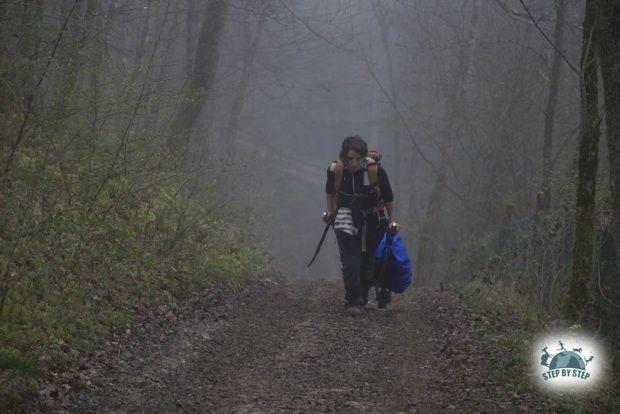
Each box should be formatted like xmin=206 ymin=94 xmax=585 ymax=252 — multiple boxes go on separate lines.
xmin=335 ymin=211 xmax=387 ymax=306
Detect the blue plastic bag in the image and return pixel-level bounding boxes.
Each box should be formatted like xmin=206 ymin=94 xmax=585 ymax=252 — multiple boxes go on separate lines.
xmin=375 ymin=233 xmax=413 ymax=293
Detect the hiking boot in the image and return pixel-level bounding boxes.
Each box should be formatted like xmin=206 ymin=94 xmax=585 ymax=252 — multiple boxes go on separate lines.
xmin=345 ymin=304 xmax=362 ymax=317
xmin=377 ymin=288 xmax=392 ymax=309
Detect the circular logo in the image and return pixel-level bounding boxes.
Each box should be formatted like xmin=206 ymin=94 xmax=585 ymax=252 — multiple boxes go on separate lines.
xmin=548 ymin=351 xmax=586 ymax=370
xmin=533 ymin=332 xmax=607 ymax=392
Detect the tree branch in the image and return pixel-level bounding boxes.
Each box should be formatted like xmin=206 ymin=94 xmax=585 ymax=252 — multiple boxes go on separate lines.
xmin=517 ymin=0 xmax=580 ymax=76
xmin=5 ymin=0 xmax=80 ymax=172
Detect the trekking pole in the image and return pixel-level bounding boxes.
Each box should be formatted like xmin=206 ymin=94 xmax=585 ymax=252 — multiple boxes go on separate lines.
xmin=307 ymin=211 xmax=336 ymax=267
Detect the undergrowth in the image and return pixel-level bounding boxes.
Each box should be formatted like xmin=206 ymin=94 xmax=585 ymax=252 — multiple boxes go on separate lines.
xmin=453 ymin=279 xmax=620 ymax=413
xmin=0 ymin=149 xmax=272 ymax=412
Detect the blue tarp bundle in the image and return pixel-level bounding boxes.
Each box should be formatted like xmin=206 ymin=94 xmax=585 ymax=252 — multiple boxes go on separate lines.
xmin=375 ymin=233 xmax=413 ymax=293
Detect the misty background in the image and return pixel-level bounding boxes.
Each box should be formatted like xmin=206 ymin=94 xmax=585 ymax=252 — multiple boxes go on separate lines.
xmin=1 ymin=0 xmax=595 ymax=285
xmin=148 ymin=0 xmax=584 ymax=281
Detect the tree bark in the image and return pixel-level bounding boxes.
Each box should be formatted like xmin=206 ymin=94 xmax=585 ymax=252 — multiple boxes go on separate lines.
xmin=598 ymin=0 xmax=620 ymax=262
xmin=561 ymin=0 xmax=602 ymax=323
xmin=166 ymin=0 xmax=228 ymax=158
xmin=597 ymin=0 xmax=620 ymax=318
xmin=541 ymin=0 xmax=567 ymax=212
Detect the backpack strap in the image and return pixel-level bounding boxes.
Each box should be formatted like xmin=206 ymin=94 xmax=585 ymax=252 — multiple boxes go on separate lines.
xmin=330 ymin=160 xmax=344 ymax=212
xmin=365 ymin=156 xmax=381 ymax=198
xmin=331 ymin=160 xmax=344 ymax=194
xmin=331 ymin=158 xmax=380 ymax=204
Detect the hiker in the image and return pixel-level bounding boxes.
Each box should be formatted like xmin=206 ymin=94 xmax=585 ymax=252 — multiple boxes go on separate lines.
xmin=324 ymin=135 xmax=400 ymax=316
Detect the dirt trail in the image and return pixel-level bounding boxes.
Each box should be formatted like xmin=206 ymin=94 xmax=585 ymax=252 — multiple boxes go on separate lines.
xmin=40 ymin=278 xmax=555 ymax=413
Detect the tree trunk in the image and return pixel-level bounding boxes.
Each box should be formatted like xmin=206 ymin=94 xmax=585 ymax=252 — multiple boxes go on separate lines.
xmin=223 ymin=13 xmax=265 ymax=159
xmin=166 ymin=0 xmax=228 ymax=158
xmin=373 ymin=0 xmax=401 ymax=197
xmin=541 ymin=0 xmax=567 ymax=212
xmin=1 ymin=1 xmax=44 ymax=148
xmin=597 ymin=0 xmax=620 ymax=352
xmin=186 ymin=0 xmax=197 ymax=77
xmin=561 ymin=0 xmax=602 ymax=323
xmin=134 ymin=0 xmax=154 ymax=71
xmin=415 ymin=0 xmax=481 ymax=285
xmin=598 ymin=0 xmax=620 ymax=274
xmin=85 ymin=0 xmax=110 ymax=172
xmin=50 ymin=0 xmax=100 ymax=128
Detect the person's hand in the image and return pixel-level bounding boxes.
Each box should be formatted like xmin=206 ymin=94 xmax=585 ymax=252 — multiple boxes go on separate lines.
xmin=387 ymin=221 xmax=401 ymax=234
xmin=322 ymin=210 xmax=334 ymax=224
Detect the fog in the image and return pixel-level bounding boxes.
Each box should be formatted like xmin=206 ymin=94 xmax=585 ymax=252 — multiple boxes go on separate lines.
xmin=189 ymin=0 xmax=584 ymax=281
xmin=5 ymin=2 xmax=620 ymax=402
xmin=3 ymin=0 xmax=586 ymax=281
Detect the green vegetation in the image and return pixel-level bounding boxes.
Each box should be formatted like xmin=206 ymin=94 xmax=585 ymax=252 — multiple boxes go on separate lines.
xmin=0 ymin=3 xmax=274 ymax=411
xmin=447 ymin=193 xmax=618 ymax=413
xmin=453 ymin=279 xmax=620 ymax=413
xmin=0 ymin=149 xmax=272 ymax=411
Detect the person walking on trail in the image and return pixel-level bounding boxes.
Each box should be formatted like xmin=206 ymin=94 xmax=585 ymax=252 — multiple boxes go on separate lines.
xmin=324 ymin=135 xmax=401 ymax=316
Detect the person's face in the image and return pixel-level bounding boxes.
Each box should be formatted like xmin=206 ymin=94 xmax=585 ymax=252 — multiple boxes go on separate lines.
xmin=344 ymin=149 xmax=364 ymax=172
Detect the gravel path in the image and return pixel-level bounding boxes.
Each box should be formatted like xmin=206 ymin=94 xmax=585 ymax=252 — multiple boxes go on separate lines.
xmin=38 ymin=278 xmax=560 ymax=413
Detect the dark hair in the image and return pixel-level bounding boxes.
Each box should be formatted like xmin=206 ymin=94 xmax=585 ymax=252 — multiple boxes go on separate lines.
xmin=339 ymin=135 xmax=368 ymax=161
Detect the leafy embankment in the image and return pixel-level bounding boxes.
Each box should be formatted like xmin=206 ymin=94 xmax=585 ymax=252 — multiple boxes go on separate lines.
xmin=454 ymin=280 xmax=620 ymax=413
xmin=446 ymin=199 xmax=619 ymax=412
xmin=0 ymin=150 xmax=271 ymax=412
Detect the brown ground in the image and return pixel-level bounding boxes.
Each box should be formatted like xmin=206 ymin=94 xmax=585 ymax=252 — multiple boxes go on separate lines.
xmin=35 ymin=277 xmax=561 ymax=413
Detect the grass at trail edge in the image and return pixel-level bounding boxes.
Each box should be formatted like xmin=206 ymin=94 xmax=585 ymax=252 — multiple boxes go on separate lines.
xmin=0 ymin=151 xmax=273 ymax=413
xmin=452 ymin=280 xmax=620 ymax=413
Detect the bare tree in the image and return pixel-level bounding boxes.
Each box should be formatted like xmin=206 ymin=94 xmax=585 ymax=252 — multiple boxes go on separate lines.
xmin=561 ymin=0 xmax=602 ymax=322
xmin=372 ymin=0 xmax=402 ymax=200
xmin=185 ymin=0 xmax=197 ymax=76
xmin=415 ymin=0 xmax=482 ymax=285
xmin=166 ymin=0 xmax=229 ymax=159
xmin=224 ymin=10 xmax=266 ymax=159
xmin=50 ymin=0 xmax=100 ymax=128
xmin=541 ymin=0 xmax=567 ymax=211
xmin=597 ymin=0 xmax=620 ymax=285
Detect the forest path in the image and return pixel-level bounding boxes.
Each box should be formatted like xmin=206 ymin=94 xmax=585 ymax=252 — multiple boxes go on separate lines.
xmin=46 ymin=278 xmax=550 ymax=413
